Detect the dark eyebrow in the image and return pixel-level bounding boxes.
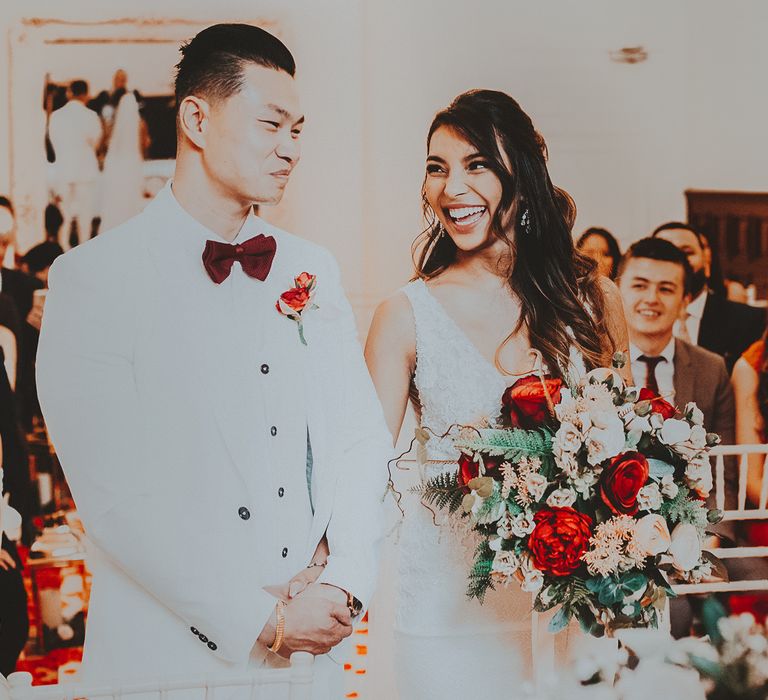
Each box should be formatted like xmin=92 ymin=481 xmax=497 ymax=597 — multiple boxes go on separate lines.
xmin=426 ymin=152 xmax=484 ymax=163
xmin=630 ymin=275 xmax=679 ymax=288
xmin=264 ymin=103 xmax=305 ymax=126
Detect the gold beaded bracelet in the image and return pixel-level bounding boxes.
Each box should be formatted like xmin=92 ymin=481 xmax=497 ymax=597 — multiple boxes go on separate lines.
xmin=269 ymin=600 xmax=286 ymax=653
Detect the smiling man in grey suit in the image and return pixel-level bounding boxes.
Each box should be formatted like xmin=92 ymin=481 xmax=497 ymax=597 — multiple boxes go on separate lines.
xmin=617 ymin=237 xmax=734 ymax=443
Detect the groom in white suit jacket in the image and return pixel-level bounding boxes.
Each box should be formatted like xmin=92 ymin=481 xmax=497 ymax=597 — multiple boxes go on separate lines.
xmin=36 ymin=24 xmax=391 ymax=696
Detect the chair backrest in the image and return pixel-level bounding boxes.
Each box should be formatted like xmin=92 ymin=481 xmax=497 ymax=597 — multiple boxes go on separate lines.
xmin=674 ymin=443 xmax=768 ymax=595
xmin=0 ymin=653 xmax=314 ymax=700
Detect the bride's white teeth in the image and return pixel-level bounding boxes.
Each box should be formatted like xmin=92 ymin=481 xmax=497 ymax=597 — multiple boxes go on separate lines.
xmin=447 ymin=206 xmax=486 ymax=225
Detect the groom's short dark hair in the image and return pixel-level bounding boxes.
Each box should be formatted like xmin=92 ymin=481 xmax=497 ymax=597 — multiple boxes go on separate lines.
xmin=174 ymin=23 xmax=295 ymax=110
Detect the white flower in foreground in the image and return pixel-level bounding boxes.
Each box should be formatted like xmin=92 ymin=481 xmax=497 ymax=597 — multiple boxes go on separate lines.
xmin=689 ymin=424 xmax=707 ymax=449
xmin=525 ymin=473 xmax=548 ymax=501
xmin=546 ymin=488 xmax=578 ymax=508
xmin=685 ymin=402 xmax=704 ymax=426
xmin=633 ymin=514 xmax=671 ymax=556
xmin=685 ymin=456 xmax=713 ymax=498
xmin=669 ymin=523 xmax=702 ymax=572
xmin=615 ymin=660 xmax=706 ymax=700
xmin=510 ymin=512 xmax=536 ymax=538
xmin=660 ymin=474 xmax=679 ymax=498
xmin=554 ymin=421 xmax=583 ymax=453
xmin=660 ymin=418 xmax=692 ymax=446
xmin=586 ymin=415 xmax=626 ymax=466
xmin=554 ymin=388 xmax=578 ymax=423
xmin=637 ymin=483 xmax=663 ymax=511
xmin=581 ymin=382 xmax=617 ymax=415
xmin=491 ymin=550 xmax=520 ymax=581
xmin=520 ymin=555 xmax=544 ymax=592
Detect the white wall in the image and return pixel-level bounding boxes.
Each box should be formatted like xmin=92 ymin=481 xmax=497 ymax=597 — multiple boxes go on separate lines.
xmin=1 ymin=0 xmax=767 ymax=329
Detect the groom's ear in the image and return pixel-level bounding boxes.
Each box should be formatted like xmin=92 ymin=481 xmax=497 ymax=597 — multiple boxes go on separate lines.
xmin=178 ymin=95 xmax=210 ymax=149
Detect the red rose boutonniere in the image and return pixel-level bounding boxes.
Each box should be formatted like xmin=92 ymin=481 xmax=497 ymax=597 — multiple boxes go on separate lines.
xmin=276 ymin=272 xmax=318 ymax=346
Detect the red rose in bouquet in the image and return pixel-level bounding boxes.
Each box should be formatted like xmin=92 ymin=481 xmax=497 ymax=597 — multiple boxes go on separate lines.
xmin=501 ymin=375 xmax=562 ymax=430
xmin=457 ymin=452 xmax=505 ymax=489
xmin=528 ymin=507 xmax=593 ymax=576
xmin=600 ymin=451 xmax=650 ymax=515
xmin=637 ymin=387 xmax=676 ymax=420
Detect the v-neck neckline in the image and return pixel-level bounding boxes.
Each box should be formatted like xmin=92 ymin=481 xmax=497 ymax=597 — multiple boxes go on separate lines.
xmin=416 ymin=279 xmax=545 ymax=382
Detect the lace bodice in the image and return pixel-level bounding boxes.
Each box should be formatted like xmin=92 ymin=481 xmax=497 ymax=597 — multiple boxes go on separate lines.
xmin=402 ymin=279 xmax=510 ymax=460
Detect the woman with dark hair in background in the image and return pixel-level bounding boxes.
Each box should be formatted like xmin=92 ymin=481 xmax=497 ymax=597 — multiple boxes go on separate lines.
xmin=365 ymin=89 xmax=629 ymax=698
xmin=576 ymin=226 xmax=622 ymax=280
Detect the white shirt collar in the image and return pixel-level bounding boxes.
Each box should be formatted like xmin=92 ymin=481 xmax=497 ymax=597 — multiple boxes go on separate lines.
xmin=629 ymin=336 xmax=676 ymax=364
xmin=153 ymin=180 xmax=264 ymax=256
xmin=687 ymin=290 xmax=707 ymax=320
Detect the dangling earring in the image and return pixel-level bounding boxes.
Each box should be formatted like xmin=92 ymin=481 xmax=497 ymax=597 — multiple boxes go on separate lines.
xmin=519 ymin=208 xmax=531 ymax=235
xmin=436 ymin=223 xmax=445 ymax=239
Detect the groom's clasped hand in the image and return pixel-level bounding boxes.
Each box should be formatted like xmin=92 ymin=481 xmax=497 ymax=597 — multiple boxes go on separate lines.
xmin=261 ymin=565 xmax=353 ymax=658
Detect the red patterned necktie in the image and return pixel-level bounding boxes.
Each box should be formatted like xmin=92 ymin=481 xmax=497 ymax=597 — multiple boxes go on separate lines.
xmin=202 ymin=235 xmax=277 ymax=284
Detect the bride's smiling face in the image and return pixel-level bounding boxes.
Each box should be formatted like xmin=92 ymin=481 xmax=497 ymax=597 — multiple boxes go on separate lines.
xmin=424 ymin=126 xmax=505 ymax=253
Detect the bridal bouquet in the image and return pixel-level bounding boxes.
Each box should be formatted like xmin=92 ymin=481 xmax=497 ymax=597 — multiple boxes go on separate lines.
xmin=419 ymin=355 xmax=722 ymax=637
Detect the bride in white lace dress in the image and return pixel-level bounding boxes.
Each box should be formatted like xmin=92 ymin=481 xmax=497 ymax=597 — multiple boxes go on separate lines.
xmin=365 ymin=90 xmax=630 ymax=700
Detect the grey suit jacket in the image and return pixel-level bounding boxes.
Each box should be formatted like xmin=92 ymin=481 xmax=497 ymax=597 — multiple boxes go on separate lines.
xmin=672 ymin=338 xmax=735 ymax=445
xmin=673 ymin=338 xmax=737 ymax=533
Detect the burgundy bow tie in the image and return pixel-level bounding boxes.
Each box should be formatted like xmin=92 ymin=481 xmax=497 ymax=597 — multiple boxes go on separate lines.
xmin=202 ymin=235 xmax=277 ymax=284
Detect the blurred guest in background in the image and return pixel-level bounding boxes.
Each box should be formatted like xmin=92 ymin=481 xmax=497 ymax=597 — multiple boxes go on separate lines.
xmin=729 ymin=329 xmax=768 ymax=621
xmin=0 ymin=350 xmax=32 ymax=675
xmin=44 ymin=202 xmax=64 ymax=245
xmin=617 ymin=237 xmax=734 ymax=440
xmin=576 ymin=226 xmax=621 ymax=279
xmin=48 ymin=79 xmax=104 ymax=250
xmin=100 ymin=90 xmax=147 ymax=232
xmin=0 ymin=197 xmax=44 ymax=423
xmin=653 ymin=221 xmax=765 ymax=372
xmin=17 ymin=241 xmax=63 ymax=429
xmin=0 ymin=197 xmax=44 ymax=321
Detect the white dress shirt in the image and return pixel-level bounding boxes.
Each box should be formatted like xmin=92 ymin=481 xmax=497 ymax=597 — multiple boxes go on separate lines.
xmin=630 ymin=337 xmax=676 ymax=404
xmin=674 ymin=290 xmax=707 ymax=345
xmin=48 ymin=100 xmax=102 ymax=183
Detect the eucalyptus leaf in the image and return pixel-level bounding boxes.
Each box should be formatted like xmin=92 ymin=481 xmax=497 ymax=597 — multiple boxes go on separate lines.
xmin=701 ymin=596 xmax=727 ymax=645
xmin=648 ymin=458 xmax=675 ymax=480
xmin=548 ymin=606 xmax=572 ymax=633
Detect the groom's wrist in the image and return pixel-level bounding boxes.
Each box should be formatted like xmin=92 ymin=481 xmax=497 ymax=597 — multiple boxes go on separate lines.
xmin=256 ymin=607 xmax=278 ymax=648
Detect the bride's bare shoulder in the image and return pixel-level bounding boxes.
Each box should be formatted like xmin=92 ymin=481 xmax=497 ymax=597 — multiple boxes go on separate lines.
xmin=367 ymin=288 xmax=416 ymax=351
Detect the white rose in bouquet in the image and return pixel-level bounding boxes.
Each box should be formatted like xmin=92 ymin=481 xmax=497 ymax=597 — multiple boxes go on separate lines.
xmin=689 ymin=424 xmax=708 ymax=449
xmin=510 ymin=511 xmax=536 ymax=538
xmin=685 ymin=456 xmax=713 ymax=498
xmin=554 ymin=421 xmax=583 ymax=454
xmin=520 ymin=555 xmax=544 ymax=592
xmin=582 ymin=381 xmax=617 ymax=415
xmin=637 ymin=483 xmax=663 ymax=511
xmin=685 ymin=402 xmax=705 ymax=426
xmin=660 ymin=474 xmax=679 ymax=498
xmin=670 ymin=523 xmax=702 ymax=572
xmin=633 ymin=514 xmax=671 ymax=556
xmin=546 ymin=487 xmax=578 ymax=508
xmin=526 ymin=473 xmax=549 ymax=501
xmin=491 ymin=550 xmax=520 ymax=580
xmin=586 ymin=414 xmax=626 ymax=466
xmin=659 ymin=418 xmax=693 ymax=446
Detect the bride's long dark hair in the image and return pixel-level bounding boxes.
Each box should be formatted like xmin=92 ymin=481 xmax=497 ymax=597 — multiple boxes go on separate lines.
xmin=413 ymin=89 xmax=612 ymax=376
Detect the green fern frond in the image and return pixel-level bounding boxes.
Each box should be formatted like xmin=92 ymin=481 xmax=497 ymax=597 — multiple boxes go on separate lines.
xmin=412 ymin=471 xmax=465 ymax=514
xmin=454 ymin=428 xmax=553 ymax=459
xmin=659 ymin=487 xmax=709 ymax=528
xmin=466 ymin=540 xmax=495 ymax=602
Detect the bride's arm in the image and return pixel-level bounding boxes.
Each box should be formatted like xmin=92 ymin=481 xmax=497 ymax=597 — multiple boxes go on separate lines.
xmin=600 ymin=277 xmax=633 ymax=384
xmin=364 ymin=292 xmax=416 ymax=444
